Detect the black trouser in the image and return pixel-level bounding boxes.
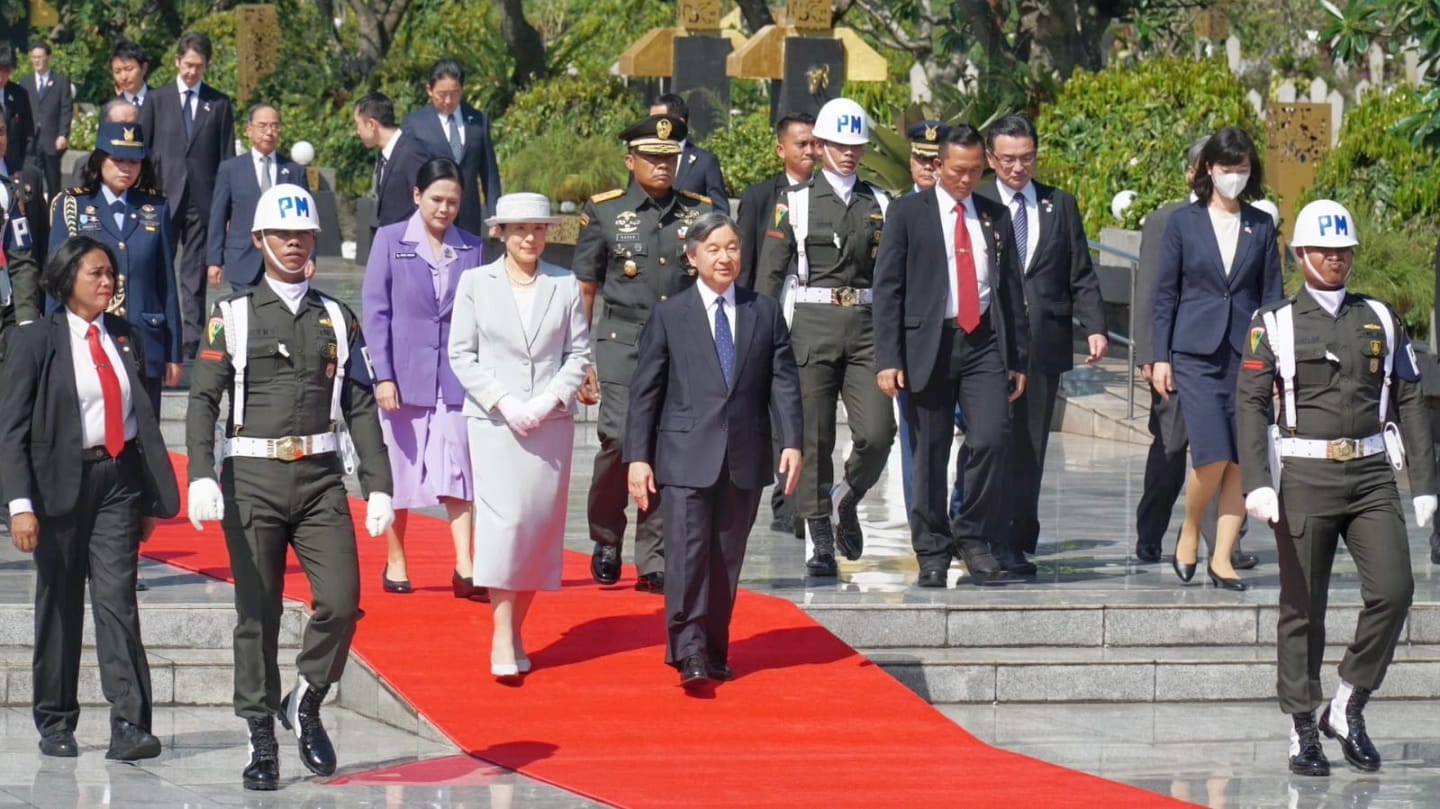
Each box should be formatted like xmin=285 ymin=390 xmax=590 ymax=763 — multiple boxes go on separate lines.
xmin=31 ymin=152 xmax=63 ymax=202
xmin=174 ymin=198 xmax=209 ymax=353
xmin=32 ymin=446 xmax=151 ymax=736
xmin=589 ymin=428 xmax=665 ymax=577
xmin=1273 ymin=455 xmax=1413 ymax=714
xmin=1001 ymin=368 xmax=1059 ymax=557
xmin=662 ymin=463 xmax=762 ymax=667
xmin=768 ymin=404 xmax=794 ymax=528
xmin=1136 ymin=385 xmax=1242 ymax=555
xmin=222 ymin=456 xmax=361 ymax=719
xmin=905 ymin=318 xmax=1010 ymax=566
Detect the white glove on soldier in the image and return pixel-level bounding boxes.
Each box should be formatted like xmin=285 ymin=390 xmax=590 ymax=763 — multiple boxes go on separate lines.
xmin=495 ymin=395 xmax=538 ymax=436
xmin=188 ymin=478 xmax=225 ymax=530
xmin=1245 ymin=487 xmax=1280 ymax=525
xmin=365 ymin=492 xmax=395 ymax=537
xmin=1414 ymin=495 xmax=1437 ymax=528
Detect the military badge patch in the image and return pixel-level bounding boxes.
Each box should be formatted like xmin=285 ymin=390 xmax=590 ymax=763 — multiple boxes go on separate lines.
xmin=773 ymin=203 xmax=788 ymax=228
xmin=1249 ymin=326 xmax=1266 ymax=354
xmin=207 ymin=316 xmax=225 ymax=345
xmin=616 ymin=211 xmax=640 ymax=234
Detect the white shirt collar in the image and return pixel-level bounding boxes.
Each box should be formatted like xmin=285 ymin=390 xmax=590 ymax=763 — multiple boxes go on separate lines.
xmin=101 ymin=185 xmax=128 ymax=207
xmin=65 ymin=307 xmax=104 ymax=339
xmin=35 ymin=72 xmax=49 ymax=85
xmin=381 ymin=129 xmax=402 ymax=161
xmin=785 ymin=171 xmax=808 ymax=186
xmin=995 ymin=179 xmax=1035 ymax=208
xmin=127 ymin=85 xmax=148 ymax=104
xmin=176 ymin=76 xmax=200 ymax=95
xmin=821 ymin=168 xmax=857 ymax=198
xmin=251 ymin=146 xmax=276 ymax=163
xmin=1305 ymin=284 xmax=1348 ymax=317
xmin=696 ymin=279 xmax=736 ymax=311
xmin=934 ymin=182 xmax=971 ymax=213
xmin=264 ymin=274 xmax=310 ymax=313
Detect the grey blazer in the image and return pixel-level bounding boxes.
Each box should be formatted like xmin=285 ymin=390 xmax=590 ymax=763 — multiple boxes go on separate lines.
xmin=448 ymin=257 xmax=592 ymax=422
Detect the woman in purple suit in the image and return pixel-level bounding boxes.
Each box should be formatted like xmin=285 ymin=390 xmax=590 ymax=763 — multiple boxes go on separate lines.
xmin=362 ymin=158 xmax=486 ymax=598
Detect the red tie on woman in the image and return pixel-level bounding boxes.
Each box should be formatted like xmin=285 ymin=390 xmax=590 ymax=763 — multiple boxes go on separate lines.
xmin=86 ymin=325 xmax=125 ymax=458
xmin=953 ymin=202 xmax=981 ymax=333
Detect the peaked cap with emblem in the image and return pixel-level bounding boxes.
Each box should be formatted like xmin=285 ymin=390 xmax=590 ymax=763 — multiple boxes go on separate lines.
xmin=620 ymin=114 xmax=686 ymax=155
xmin=95 ymin=121 xmax=148 ymax=160
xmin=905 ymin=120 xmax=947 ymax=159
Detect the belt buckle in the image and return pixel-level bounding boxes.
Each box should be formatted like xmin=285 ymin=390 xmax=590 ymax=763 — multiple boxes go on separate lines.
xmin=1328 ymin=438 xmax=1355 ymax=462
xmin=273 ymin=436 xmax=303 ymax=462
xmin=833 ymin=287 xmax=857 ymax=307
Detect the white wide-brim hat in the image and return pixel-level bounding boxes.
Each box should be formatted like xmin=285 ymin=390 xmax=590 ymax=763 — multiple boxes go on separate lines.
xmin=485 ymin=192 xmax=561 ymax=227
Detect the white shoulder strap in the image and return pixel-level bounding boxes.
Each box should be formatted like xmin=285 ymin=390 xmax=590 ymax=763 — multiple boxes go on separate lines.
xmin=1362 ymin=298 xmax=1395 ymax=422
xmin=871 ymin=185 xmax=890 ymax=217
xmin=321 ymin=296 xmax=349 ymax=425
xmin=220 ymin=297 xmax=251 ymax=429
xmin=787 ymin=186 xmax=810 ymax=285
xmin=1262 ymin=303 xmax=1296 ymax=431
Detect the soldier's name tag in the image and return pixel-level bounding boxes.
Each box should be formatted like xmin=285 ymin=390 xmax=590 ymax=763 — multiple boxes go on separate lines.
xmin=78 ymin=214 xmax=102 ymax=232
xmin=613 ymin=233 xmax=639 ymax=242
xmin=394 ymin=252 xmax=417 ymax=259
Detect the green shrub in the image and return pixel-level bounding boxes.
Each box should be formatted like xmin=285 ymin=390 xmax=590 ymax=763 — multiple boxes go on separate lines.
xmin=703 ymin=110 xmax=780 ymax=199
xmin=494 ymin=70 xmax=645 ymax=165
xmin=1037 ymin=56 xmax=1263 ymax=236
xmin=503 ymin=131 xmax=629 ymax=203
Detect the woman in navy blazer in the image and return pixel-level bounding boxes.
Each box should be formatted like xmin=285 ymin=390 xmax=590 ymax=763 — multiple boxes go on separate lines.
xmin=1151 ymin=128 xmax=1283 ymax=590
xmin=362 ymin=158 xmax=486 ymax=598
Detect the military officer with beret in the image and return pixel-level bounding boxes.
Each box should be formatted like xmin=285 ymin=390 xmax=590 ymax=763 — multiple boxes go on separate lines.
xmin=757 ymin=97 xmax=896 ymax=577
xmin=574 ymin=114 xmax=714 ymax=593
xmin=1238 ymin=200 xmax=1435 ymax=777
xmin=185 ymin=185 xmax=394 ymax=790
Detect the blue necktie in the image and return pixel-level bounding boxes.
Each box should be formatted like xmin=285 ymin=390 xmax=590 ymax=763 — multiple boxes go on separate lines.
xmin=714 ymin=298 xmax=735 ymax=390
xmin=447 ymin=114 xmax=463 ymax=161
xmin=109 ymin=200 xmax=126 ymax=231
xmin=183 ymin=89 xmax=195 ymax=139
xmin=1011 ymin=194 xmax=1028 ymax=272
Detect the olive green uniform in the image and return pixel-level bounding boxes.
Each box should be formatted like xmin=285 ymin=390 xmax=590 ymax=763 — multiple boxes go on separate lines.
xmin=572 ymin=183 xmax=713 ymax=576
xmin=186 ymin=281 xmax=392 ymax=720
xmin=1238 ymin=289 xmax=1434 ymax=715
xmin=757 ymin=178 xmax=896 ymax=524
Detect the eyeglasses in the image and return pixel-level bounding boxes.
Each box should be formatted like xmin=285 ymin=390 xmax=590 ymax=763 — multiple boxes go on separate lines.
xmin=991 ymin=153 xmax=1037 ymax=168
xmin=248 ymin=122 xmax=282 ymax=131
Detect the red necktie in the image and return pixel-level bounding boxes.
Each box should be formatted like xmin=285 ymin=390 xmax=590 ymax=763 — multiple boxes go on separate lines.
xmin=953 ymin=202 xmax=981 ymax=333
xmin=86 ymin=325 xmax=125 ymax=458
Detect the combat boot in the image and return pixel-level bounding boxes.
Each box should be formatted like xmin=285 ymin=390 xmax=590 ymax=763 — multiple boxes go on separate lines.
xmin=242 ymin=716 xmax=280 ymax=790
xmin=806 ymin=518 xmax=838 ymax=577
xmin=1288 ymin=711 xmax=1330 ymax=776
xmin=1320 ymin=682 xmax=1381 ymax=771
xmin=831 ymin=480 xmax=864 ymax=561
xmin=281 ymin=676 xmax=337 ymax=776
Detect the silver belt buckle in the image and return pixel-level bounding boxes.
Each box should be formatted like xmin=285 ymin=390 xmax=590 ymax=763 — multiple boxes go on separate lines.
xmin=832 ymin=287 xmax=858 ymax=306
xmin=1327 ymin=438 xmax=1356 ymax=462
xmin=270 ymin=436 xmax=304 ymax=462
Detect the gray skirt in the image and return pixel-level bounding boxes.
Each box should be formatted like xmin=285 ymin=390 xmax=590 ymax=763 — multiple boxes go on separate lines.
xmin=467 ymin=416 xmax=575 ymax=591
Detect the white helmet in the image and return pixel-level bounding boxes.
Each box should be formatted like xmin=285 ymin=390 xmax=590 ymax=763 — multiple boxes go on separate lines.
xmin=1290 ymin=199 xmax=1357 ymax=248
xmin=252 ymin=184 xmax=321 ymax=232
xmin=814 ymin=98 xmax=870 ymax=145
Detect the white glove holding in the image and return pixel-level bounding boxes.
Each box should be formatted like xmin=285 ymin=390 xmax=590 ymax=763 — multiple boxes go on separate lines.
xmin=188 ymin=478 xmax=225 ymax=530
xmin=495 ymin=395 xmax=538 ymax=436
xmin=365 ymin=492 xmax=395 ymax=537
xmin=1245 ymin=487 xmax=1280 ymax=525
xmin=1414 ymin=495 xmax=1437 ymax=528
xmin=523 ymin=394 xmax=563 ymax=425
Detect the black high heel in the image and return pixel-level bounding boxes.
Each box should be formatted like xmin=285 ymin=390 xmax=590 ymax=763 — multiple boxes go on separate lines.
xmin=1207 ymin=563 xmax=1247 ymax=591
xmin=1171 ymin=555 xmax=1196 ymax=583
xmin=452 ymin=570 xmax=475 ymax=599
xmin=382 ymin=564 xmax=413 ymax=594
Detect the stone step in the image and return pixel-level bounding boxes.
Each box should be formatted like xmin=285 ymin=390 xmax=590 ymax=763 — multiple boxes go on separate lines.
xmin=866 ymin=644 xmax=1440 ymax=704
xmin=806 ymin=602 xmax=1440 ymax=649
xmin=0 ymin=603 xmax=308 ymax=649
xmin=0 ymin=646 xmax=303 ymax=707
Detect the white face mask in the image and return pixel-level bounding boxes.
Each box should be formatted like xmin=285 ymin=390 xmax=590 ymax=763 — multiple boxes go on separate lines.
xmin=1212 ymin=171 xmax=1249 ymax=201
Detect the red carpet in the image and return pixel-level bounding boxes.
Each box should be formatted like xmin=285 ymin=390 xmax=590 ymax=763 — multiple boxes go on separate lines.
xmin=144 ymin=455 xmax=1187 ymax=808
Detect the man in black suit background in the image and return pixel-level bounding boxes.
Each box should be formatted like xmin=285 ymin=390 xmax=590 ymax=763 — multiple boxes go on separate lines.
xmin=975 ymin=115 xmax=1107 ymax=576
xmin=873 ymin=124 xmax=1028 ymax=588
xmin=20 ymin=43 xmax=71 ymax=201
xmin=0 ymin=45 xmax=35 ymax=173
xmin=206 ymin=104 xmax=309 ymax=290
xmin=401 ymin=59 xmax=501 ymax=235
xmin=141 ymin=32 xmax=237 ymax=357
xmin=624 ymin=212 xmax=803 ymax=689
xmin=109 ymin=39 xmax=153 ymax=108
xmin=649 ymin=93 xmax=729 ymax=214
xmin=355 ymin=92 xmax=446 ymax=232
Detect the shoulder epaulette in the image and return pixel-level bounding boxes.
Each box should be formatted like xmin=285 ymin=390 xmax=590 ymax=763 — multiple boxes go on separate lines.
xmin=590 ymin=189 xmax=624 ymax=203
xmin=679 ymin=190 xmax=713 ymax=205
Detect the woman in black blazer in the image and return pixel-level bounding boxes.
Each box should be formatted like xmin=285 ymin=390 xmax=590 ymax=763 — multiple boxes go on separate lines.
xmin=0 ymin=236 xmax=180 ymax=760
xmin=1150 ymin=128 xmax=1283 ymax=591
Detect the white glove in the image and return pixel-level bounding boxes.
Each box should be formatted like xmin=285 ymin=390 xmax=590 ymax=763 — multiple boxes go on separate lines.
xmin=522 ymin=394 xmax=563 ymax=424
xmin=188 ymin=478 xmax=225 ymax=530
xmin=365 ymin=492 xmax=395 ymax=537
xmin=1244 ymin=487 xmax=1280 ymax=525
xmin=1414 ymin=495 xmax=1437 ymax=528
xmin=494 ymin=395 xmax=538 ymax=436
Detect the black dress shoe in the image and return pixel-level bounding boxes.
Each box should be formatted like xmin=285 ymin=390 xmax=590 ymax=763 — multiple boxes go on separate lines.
xmin=955 ymin=542 xmax=1007 ymax=586
xmin=381 ymin=564 xmax=412 ymax=594
xmin=708 ymin=661 xmax=734 ymax=682
xmin=1320 ymin=687 xmax=1381 ymax=772
xmin=1000 ymin=550 xmax=1038 ymax=576
xmin=1206 ymin=563 xmax=1247 ymax=591
xmin=106 ymin=719 xmax=161 ymax=761
xmin=281 ymin=677 xmax=336 ymax=776
xmin=38 ymin=731 xmax=78 ymax=758
xmin=242 ymin=716 xmax=280 ymax=790
xmin=1135 ymin=543 xmax=1162 ymax=563
xmin=917 ymin=567 xmax=948 ymax=588
xmin=1232 ymin=552 xmax=1260 ymax=571
xmin=591 ymin=544 xmax=621 ymax=585
xmin=679 ymin=655 xmax=709 ymax=690
xmin=831 ymin=481 xmax=864 ymax=561
xmin=634 ymin=572 xmax=664 ymax=593
xmin=1171 ymin=555 xmax=1196 ymax=583
xmin=1289 ymin=711 xmax=1331 ymax=776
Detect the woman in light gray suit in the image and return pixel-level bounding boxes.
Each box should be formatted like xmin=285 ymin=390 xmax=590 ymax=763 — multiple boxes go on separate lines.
xmin=448 ymin=192 xmax=591 ymax=682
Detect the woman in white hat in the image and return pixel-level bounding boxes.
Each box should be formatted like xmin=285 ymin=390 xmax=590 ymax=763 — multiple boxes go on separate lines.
xmin=448 ymin=192 xmax=592 ymax=681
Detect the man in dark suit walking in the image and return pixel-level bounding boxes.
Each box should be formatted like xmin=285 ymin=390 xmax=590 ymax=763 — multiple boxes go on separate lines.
xmin=355 ymin=92 xmax=446 ymax=232
xmin=141 ymin=32 xmax=236 ymax=357
xmin=0 ymin=45 xmax=35 ymax=173
xmin=20 ymin=43 xmax=71 ymax=201
xmin=109 ymin=40 xmax=152 ymax=108
xmin=206 ymin=104 xmax=309 ymax=290
xmin=974 ymin=115 xmax=1107 ymax=575
xmin=649 ymin=93 xmax=729 ymax=214
xmin=624 ymin=212 xmax=803 ymax=689
xmin=401 ymin=59 xmax=501 ymax=235
xmin=873 ymin=125 xmax=1029 ymax=588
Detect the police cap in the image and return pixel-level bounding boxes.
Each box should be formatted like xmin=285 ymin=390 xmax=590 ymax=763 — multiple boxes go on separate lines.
xmin=95 ymin=121 xmax=148 ymax=160
xmin=906 ymin=120 xmax=946 ymax=159
xmin=620 ymin=114 xmax=686 ymax=155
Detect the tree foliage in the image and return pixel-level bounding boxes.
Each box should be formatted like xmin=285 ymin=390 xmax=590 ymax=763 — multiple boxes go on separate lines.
xmin=1320 ymin=0 xmax=1440 ymax=147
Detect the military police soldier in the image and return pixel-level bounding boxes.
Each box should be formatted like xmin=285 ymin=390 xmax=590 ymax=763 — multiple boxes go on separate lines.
xmin=186 ymin=185 xmax=394 ymax=790
xmin=574 ymin=113 xmax=714 ymax=593
xmin=1238 ymin=200 xmax=1435 ymax=777
xmin=757 ymin=97 xmax=896 ymax=576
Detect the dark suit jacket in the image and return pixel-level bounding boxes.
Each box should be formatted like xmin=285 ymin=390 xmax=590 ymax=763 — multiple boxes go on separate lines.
xmin=735 ymin=172 xmax=792 ymax=290
xmin=623 ymin=284 xmax=802 ymax=490
xmin=206 ymin=151 xmax=309 ymax=287
xmin=1131 ymin=199 xmax=1186 ymax=368
xmin=873 ymin=189 xmax=1029 ymax=394
xmin=673 ymin=142 xmax=728 ymax=214
xmin=18 ymin=72 xmax=71 ymax=157
xmin=376 ymin=131 xmax=447 ymax=229
xmin=1 ymin=82 xmax=34 ymax=169
xmin=1151 ymin=201 xmax=1283 ymax=362
xmin=402 ymin=104 xmax=501 ymax=233
xmin=976 ymin=179 xmax=1105 ymax=376
xmin=0 ymin=311 xmax=180 ymax=519
xmin=140 ymin=81 xmax=236 ymax=214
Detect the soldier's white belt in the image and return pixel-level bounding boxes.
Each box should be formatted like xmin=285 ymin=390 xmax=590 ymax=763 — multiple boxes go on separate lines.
xmin=792 ymin=286 xmax=873 ymax=306
xmin=225 ymin=433 xmax=338 ymax=462
xmin=1278 ymin=434 xmax=1385 ymax=462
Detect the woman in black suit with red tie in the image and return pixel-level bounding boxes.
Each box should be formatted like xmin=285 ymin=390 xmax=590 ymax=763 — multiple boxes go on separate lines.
xmin=0 ymin=235 xmax=180 ymax=760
